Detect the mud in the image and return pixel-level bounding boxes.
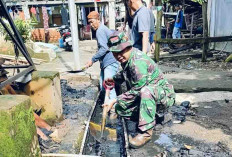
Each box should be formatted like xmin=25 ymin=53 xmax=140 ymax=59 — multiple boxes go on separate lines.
xmin=82 ymin=99 xmax=126 ymax=157
xmin=156 ymin=133 xmax=231 ymax=157
xmin=159 ymin=50 xmax=232 ymax=71
xmin=190 ymin=100 xmax=232 ymax=134
xmin=39 ymin=75 xmax=98 ymax=154
xmin=127 ymin=100 xmax=232 ymax=157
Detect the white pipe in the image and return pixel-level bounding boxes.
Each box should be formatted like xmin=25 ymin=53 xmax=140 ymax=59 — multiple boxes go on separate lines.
xmin=68 ymin=0 xmax=80 ymax=70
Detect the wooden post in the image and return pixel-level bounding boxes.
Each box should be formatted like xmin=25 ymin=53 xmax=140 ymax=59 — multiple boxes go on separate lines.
xmin=190 ymin=13 xmax=194 ymax=38
xmin=154 ymin=0 xmax=162 ymax=62
xmin=202 ymin=1 xmax=209 ymax=62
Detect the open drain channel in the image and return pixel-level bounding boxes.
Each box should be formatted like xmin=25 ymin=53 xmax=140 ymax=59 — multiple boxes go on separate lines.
xmin=79 ymin=93 xmax=232 ymax=157
xmin=80 ymin=93 xmax=127 ymax=157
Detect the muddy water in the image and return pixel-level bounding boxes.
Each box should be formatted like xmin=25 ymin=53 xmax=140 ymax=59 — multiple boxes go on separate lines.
xmin=127 ymin=118 xmax=231 ymax=157
xmin=82 ymin=99 xmax=126 ymax=157
xmin=128 ymin=128 xmax=231 ymax=156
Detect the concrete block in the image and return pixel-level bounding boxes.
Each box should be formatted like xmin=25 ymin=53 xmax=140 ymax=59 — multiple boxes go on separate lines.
xmin=24 ymin=71 xmax=63 ymax=124
xmin=0 ymin=95 xmax=41 ymax=157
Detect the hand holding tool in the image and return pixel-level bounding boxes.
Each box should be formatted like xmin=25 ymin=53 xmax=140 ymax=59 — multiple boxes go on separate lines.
xmin=101 ymin=80 xmax=115 ymax=138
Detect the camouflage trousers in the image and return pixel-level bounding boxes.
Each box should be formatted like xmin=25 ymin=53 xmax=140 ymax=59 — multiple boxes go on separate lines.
xmin=115 ymin=84 xmax=175 ymax=132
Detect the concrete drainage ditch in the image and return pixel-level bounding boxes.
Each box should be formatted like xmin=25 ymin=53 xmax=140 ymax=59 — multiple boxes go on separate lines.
xmin=80 ymin=93 xmax=127 ymax=157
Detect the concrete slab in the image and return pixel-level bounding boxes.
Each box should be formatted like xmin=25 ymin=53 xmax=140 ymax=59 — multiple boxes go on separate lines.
xmin=161 ymin=67 xmax=232 ymax=93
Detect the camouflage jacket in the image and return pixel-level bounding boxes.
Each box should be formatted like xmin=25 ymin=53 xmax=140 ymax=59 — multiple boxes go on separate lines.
xmin=113 ymin=48 xmax=175 ymax=109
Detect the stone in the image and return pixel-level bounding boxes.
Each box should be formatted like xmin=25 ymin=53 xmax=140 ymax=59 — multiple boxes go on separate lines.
xmin=49 ymin=119 xmax=71 ymax=143
xmin=191 ymin=104 xmax=199 ymax=108
xmin=24 ymin=71 xmax=63 ymax=124
xmin=0 ymin=95 xmax=41 ymax=156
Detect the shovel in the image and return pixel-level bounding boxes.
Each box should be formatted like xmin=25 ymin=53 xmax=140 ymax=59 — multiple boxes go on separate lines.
xmin=89 ymin=122 xmax=117 ymax=141
xmin=65 ymin=66 xmax=87 ymax=73
xmin=101 ymin=81 xmax=115 ymax=138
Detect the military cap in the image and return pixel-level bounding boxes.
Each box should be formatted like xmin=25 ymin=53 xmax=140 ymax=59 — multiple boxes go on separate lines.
xmin=108 ymin=31 xmax=133 ymax=53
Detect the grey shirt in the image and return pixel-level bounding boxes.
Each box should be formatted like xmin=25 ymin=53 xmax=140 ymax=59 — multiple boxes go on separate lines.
xmin=130 ymin=6 xmax=150 ymax=51
xmin=92 ymin=24 xmax=118 ymax=69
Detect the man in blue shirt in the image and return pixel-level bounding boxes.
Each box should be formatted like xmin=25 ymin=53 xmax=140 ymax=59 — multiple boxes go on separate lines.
xmin=85 ymin=11 xmax=119 ymax=118
xmin=127 ymin=0 xmax=150 ymax=53
xmin=172 ymin=4 xmax=183 ymax=39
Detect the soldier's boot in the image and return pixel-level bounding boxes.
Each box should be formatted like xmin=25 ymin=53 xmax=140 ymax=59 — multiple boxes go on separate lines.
xmin=129 ymin=128 xmax=153 ymax=149
xmin=109 ymin=107 xmax=117 ymax=120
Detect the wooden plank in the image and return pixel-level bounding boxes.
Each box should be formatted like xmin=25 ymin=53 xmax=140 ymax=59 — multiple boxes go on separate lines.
xmin=0 ymin=54 xmax=44 ymax=65
xmin=190 ymin=13 xmax=194 ymax=38
xmin=5 ymin=0 xmax=114 ymax=6
xmin=156 ymin=36 xmax=232 ymax=44
xmin=154 ymin=0 xmax=162 ymax=62
xmin=169 ymin=45 xmax=194 ymax=54
xmin=159 ymin=52 xmax=213 ymax=60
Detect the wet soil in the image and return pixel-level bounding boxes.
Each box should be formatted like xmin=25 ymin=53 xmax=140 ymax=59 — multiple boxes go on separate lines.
xmin=190 ymin=100 xmax=232 ymax=134
xmin=82 ymin=99 xmax=126 ymax=157
xmin=39 ymin=75 xmax=98 ymax=154
xmin=140 ymin=49 xmax=232 ymax=156
xmin=127 ymin=100 xmax=232 ymax=157
xmin=159 ymin=50 xmax=232 ymax=71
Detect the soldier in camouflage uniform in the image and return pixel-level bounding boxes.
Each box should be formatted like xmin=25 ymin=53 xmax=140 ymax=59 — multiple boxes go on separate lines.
xmin=103 ymin=31 xmax=175 ymax=148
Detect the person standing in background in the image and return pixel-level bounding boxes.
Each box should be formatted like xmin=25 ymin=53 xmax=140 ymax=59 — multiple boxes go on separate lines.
xmin=172 ymin=4 xmax=183 ymax=39
xmin=127 ymin=0 xmax=150 ymax=53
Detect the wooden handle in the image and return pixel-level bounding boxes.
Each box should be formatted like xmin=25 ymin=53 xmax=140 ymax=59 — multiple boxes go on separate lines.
xmin=101 ymin=89 xmax=110 ymax=138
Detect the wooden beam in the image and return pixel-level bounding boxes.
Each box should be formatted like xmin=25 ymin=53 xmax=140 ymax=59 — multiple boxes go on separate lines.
xmin=154 ymin=0 xmax=162 ymax=62
xmin=202 ymin=1 xmax=209 ymax=62
xmin=156 ymin=36 xmax=232 ymax=44
xmin=5 ymin=0 xmax=114 ymax=6
xmin=190 ymin=13 xmax=194 ymax=38
xmin=159 ymin=52 xmax=213 ymax=60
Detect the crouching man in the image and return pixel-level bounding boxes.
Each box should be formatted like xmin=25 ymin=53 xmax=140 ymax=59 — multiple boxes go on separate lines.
xmin=103 ymin=31 xmax=176 ymax=148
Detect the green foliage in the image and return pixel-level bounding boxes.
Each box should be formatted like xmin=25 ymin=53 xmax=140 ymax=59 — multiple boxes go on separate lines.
xmin=0 ymin=19 xmax=37 ymax=43
xmin=0 ymin=97 xmax=40 ymax=156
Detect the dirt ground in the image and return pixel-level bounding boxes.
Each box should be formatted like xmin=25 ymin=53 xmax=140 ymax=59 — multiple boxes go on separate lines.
xmin=127 ymin=48 xmax=232 ymax=156
xmin=159 ymin=48 xmax=232 ymax=71
xmin=39 ymin=74 xmax=98 ymax=154
xmin=35 ymin=41 xmax=232 ymax=156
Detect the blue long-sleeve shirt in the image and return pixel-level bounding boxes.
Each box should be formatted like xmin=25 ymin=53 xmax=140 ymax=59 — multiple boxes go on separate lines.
xmin=92 ymin=24 xmax=117 ymax=69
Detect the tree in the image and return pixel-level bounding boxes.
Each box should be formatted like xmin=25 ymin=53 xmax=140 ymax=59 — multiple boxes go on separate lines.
xmin=0 ymin=19 xmax=36 ymax=43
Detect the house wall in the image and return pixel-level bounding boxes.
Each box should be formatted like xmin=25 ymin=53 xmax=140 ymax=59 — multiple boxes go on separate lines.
xmin=208 ymin=0 xmax=232 ymax=52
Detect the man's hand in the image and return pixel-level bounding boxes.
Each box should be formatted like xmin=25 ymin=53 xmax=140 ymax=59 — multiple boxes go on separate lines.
xmin=85 ymin=60 xmax=93 ymax=68
xmin=102 ymin=98 xmax=117 ymax=113
xmin=104 ymin=78 xmax=115 ymax=86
